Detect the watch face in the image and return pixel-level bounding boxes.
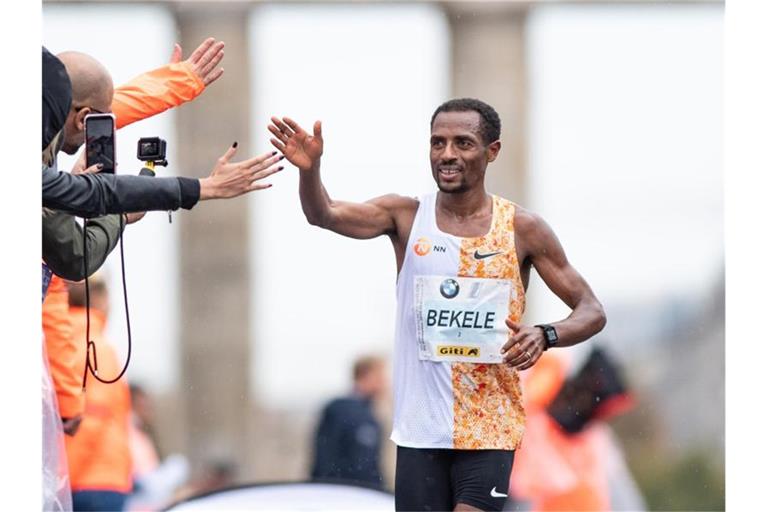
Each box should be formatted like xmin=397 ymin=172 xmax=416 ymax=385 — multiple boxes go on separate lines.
xmin=546 ymin=330 xmax=557 ymax=342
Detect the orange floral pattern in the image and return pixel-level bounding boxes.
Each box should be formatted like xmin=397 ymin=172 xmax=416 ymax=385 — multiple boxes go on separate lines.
xmin=452 ymin=195 xmax=527 ymax=449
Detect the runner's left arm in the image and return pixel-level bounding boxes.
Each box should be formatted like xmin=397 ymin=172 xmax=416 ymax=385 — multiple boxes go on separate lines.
xmin=502 ymin=210 xmax=606 ymax=370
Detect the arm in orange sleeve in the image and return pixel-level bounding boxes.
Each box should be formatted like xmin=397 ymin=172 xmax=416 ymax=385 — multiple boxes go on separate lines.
xmin=42 ymin=275 xmax=86 ymax=420
xmin=112 ymin=60 xmax=205 ymax=129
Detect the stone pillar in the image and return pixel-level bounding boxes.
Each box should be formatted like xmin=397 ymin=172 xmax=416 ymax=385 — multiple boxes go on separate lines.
xmin=173 ymin=3 xmax=254 ymax=479
xmin=445 ymin=2 xmax=529 ymax=205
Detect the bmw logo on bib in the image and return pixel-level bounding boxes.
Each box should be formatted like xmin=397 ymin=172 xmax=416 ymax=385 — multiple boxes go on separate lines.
xmin=440 ymin=278 xmax=460 ymax=299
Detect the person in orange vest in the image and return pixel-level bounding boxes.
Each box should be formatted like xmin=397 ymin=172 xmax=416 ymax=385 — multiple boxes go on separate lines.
xmin=65 ymin=274 xmax=133 ymax=512
xmin=508 ymin=349 xmax=643 ymax=511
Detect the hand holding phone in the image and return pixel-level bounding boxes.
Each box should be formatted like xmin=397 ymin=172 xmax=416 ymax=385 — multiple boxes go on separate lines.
xmin=85 ymin=113 xmax=116 ymax=174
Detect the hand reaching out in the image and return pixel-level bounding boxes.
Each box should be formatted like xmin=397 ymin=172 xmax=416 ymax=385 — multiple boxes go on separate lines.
xmin=171 ymin=37 xmax=225 ymax=86
xmin=199 ymin=143 xmax=284 ymax=200
xmin=268 ymin=117 xmax=323 ymax=172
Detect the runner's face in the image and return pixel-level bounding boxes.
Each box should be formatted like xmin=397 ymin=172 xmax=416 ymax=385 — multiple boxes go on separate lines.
xmin=430 ymin=111 xmax=497 ymax=194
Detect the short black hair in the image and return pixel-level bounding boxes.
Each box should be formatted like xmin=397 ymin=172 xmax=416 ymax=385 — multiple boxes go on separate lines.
xmin=430 ymin=98 xmax=501 ymax=145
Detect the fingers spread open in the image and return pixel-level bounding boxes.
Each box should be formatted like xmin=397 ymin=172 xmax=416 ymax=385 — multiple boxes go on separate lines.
xmin=248 ymin=182 xmax=273 ymax=192
xmin=250 ymin=163 xmax=283 ymax=182
xmin=239 ymin=150 xmax=280 ymax=169
xmin=200 ymin=49 xmax=224 ymax=79
xmin=268 ymin=124 xmax=289 ymax=143
xmin=189 ymin=37 xmax=215 ymax=64
xmin=270 ymin=138 xmax=286 ymax=153
xmin=219 ymin=142 xmax=239 ymax=164
xmin=200 ymin=41 xmax=225 ymax=69
xmin=204 ymin=67 xmax=224 ymax=86
xmin=282 ymin=117 xmax=306 ymax=136
xmin=272 ymin=117 xmax=295 ymax=138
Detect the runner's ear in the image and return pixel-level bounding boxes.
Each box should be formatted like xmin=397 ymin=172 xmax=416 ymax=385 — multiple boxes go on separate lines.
xmin=486 ymin=140 xmax=501 ymax=163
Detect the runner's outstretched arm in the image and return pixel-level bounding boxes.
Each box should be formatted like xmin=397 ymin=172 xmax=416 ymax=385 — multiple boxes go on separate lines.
xmin=268 ymin=116 xmax=416 ymax=240
xmin=502 ymin=209 xmax=606 ymax=370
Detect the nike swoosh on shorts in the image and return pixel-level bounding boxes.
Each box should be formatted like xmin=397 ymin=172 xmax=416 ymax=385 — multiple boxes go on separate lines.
xmin=490 ymin=487 xmax=508 ymax=498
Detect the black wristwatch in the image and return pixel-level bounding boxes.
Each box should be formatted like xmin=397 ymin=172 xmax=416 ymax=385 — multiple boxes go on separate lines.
xmin=535 ymin=324 xmax=559 ymax=351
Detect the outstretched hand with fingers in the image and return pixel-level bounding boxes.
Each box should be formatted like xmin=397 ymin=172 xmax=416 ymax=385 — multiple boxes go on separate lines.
xmin=268 ymin=117 xmax=323 ymax=172
xmin=199 ymin=143 xmax=284 ymax=200
xmin=170 ymin=37 xmax=226 ymax=86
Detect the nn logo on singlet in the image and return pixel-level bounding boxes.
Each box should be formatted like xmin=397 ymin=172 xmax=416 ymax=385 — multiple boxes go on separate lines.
xmin=413 ymin=237 xmax=446 ymax=256
xmin=437 ymin=345 xmax=480 ymax=357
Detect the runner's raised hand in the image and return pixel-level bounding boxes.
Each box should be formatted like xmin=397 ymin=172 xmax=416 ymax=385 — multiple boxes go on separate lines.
xmin=268 ymin=117 xmax=323 ymax=172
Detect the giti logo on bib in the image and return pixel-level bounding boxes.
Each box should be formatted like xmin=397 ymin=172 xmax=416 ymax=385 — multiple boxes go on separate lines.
xmin=438 ymin=345 xmax=481 ymax=357
xmin=414 ymin=275 xmax=514 ymax=363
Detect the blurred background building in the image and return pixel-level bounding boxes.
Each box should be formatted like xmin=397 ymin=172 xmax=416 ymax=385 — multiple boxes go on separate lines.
xmin=44 ymin=0 xmax=724 ymax=509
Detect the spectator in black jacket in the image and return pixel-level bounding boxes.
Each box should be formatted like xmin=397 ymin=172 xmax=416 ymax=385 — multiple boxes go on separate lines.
xmin=42 ymin=47 xmax=282 ymax=218
xmin=310 ymin=356 xmax=388 ymax=488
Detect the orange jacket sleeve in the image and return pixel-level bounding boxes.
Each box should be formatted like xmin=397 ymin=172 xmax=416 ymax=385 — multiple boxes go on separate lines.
xmin=112 ymin=60 xmax=205 ymax=129
xmin=42 ymin=275 xmax=85 ymax=419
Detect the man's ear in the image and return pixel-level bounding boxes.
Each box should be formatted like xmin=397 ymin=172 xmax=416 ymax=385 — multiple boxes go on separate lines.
xmin=74 ymin=107 xmax=89 ymax=133
xmin=486 ymin=140 xmax=501 ymax=163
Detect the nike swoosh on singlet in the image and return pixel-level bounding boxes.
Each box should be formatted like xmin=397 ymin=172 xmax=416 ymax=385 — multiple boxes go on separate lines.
xmin=490 ymin=487 xmax=508 ymax=498
xmin=473 ymin=250 xmax=502 ymax=260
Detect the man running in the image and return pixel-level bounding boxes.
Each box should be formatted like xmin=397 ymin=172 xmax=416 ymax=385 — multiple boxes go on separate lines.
xmin=268 ymin=98 xmax=606 ymax=512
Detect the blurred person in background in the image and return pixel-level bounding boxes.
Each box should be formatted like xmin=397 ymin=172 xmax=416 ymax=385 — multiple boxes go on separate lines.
xmin=129 ymin=384 xmax=162 ymax=479
xmin=310 ymin=355 xmax=388 ymax=488
xmin=174 ymin=459 xmax=238 ymax=502
xmin=126 ymin=387 xmax=189 ymax=511
xmin=64 ymin=274 xmax=132 ymax=512
xmin=507 ymin=349 xmax=644 ymax=511
xmin=269 ymin=98 xmax=605 ymax=511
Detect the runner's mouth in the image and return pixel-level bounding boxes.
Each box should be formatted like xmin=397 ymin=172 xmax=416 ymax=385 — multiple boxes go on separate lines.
xmin=438 ymin=166 xmax=462 ymax=177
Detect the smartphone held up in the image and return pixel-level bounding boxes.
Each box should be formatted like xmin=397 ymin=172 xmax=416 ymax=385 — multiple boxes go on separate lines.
xmin=85 ymin=113 xmax=116 ymax=174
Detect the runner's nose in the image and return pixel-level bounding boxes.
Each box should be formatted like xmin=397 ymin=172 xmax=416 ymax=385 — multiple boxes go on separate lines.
xmin=441 ymin=142 xmax=458 ymax=162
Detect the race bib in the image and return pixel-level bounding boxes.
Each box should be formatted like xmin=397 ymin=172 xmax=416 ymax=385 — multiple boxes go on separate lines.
xmin=414 ymin=275 xmax=514 ymax=363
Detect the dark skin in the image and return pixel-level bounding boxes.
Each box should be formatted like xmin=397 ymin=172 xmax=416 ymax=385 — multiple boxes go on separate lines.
xmin=269 ymin=111 xmax=606 ymax=509
xmin=268 ymin=110 xmax=605 ymax=367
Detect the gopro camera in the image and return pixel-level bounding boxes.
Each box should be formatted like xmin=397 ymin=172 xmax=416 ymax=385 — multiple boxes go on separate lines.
xmin=137 ymin=137 xmax=167 ymax=164
xmin=85 ymin=113 xmax=116 ymax=173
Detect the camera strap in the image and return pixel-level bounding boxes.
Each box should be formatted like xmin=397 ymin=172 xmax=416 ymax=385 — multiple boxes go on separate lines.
xmin=81 ymin=214 xmax=133 ymax=389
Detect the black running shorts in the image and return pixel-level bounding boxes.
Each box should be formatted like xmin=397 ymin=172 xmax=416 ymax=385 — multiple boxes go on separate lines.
xmin=395 ymin=446 xmax=515 ymax=511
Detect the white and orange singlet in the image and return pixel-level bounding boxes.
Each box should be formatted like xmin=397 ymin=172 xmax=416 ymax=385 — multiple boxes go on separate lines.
xmin=392 ymin=192 xmax=527 ymax=450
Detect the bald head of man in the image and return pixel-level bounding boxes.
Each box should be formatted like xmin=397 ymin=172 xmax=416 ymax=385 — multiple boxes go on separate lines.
xmin=57 ymin=51 xmax=114 ymax=155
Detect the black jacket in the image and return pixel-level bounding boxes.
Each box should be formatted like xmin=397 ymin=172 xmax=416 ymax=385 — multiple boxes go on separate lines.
xmin=42 ymin=165 xmax=200 ymax=218
xmin=310 ymin=396 xmax=383 ymax=487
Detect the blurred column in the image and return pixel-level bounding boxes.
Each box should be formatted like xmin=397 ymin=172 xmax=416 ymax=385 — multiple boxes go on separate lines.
xmin=173 ymin=3 xmax=253 ymax=478
xmin=445 ymin=2 xmax=529 ymax=204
